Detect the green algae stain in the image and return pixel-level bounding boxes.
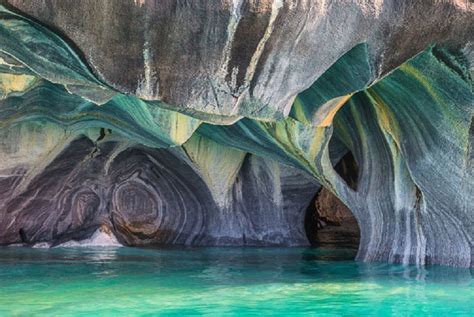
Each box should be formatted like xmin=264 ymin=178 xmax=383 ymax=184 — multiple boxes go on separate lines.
xmin=290 ymin=43 xmax=372 ymax=126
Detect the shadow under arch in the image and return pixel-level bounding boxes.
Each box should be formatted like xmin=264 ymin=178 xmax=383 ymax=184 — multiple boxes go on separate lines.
xmin=304 ymin=151 xmax=360 ymax=251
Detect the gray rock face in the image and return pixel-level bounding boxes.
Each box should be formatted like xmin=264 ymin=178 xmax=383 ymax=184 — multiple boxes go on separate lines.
xmin=0 ymin=1 xmax=472 ymax=267
xmin=4 ymin=0 xmax=472 ymax=120
xmin=0 ymin=130 xmax=318 ymax=246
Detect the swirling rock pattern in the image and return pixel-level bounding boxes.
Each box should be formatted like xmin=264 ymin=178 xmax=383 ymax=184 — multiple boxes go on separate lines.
xmin=0 ymin=129 xmax=318 ymax=246
xmin=0 ymin=1 xmax=472 ymax=267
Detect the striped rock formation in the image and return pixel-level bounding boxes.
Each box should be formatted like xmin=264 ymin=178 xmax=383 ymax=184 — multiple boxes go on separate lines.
xmin=0 ymin=1 xmax=472 ymax=267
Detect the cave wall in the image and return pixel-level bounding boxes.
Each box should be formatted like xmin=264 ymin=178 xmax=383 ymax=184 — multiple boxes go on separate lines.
xmin=0 ymin=1 xmax=472 ymax=267
xmin=0 ymin=125 xmax=318 ymax=246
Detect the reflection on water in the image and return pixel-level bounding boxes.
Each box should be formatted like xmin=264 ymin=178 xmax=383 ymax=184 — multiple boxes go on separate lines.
xmin=0 ymin=247 xmax=472 ymax=316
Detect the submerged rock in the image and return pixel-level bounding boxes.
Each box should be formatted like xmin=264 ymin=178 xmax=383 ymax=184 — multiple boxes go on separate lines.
xmin=32 ymin=242 xmax=51 ymax=249
xmin=55 ymin=225 xmax=122 ymax=248
xmin=0 ymin=1 xmax=472 ymax=267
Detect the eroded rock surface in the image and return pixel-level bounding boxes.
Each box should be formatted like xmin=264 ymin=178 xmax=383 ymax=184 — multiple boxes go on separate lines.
xmin=0 ymin=1 xmax=472 ymax=267
xmin=3 ymin=0 xmax=472 ymax=120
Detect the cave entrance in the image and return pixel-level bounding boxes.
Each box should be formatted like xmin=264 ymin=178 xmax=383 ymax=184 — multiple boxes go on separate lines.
xmin=304 ymin=152 xmax=360 ymax=249
xmin=304 ymin=188 xmax=360 ymax=249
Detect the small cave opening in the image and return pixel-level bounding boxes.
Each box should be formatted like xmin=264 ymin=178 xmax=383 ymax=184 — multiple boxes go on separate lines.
xmin=304 ymin=151 xmax=360 ymax=249
xmin=333 ymin=151 xmax=359 ymax=191
xmin=304 ymin=188 xmax=360 ymax=249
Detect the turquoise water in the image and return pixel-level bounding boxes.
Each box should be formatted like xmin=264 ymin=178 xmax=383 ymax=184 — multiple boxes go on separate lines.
xmin=0 ymin=247 xmax=472 ymax=316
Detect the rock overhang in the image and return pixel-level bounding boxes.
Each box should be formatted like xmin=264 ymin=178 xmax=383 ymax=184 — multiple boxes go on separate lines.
xmin=0 ymin=1 xmax=472 ymax=267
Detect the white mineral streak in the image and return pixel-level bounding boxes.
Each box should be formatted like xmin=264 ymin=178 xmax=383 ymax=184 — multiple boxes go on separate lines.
xmin=243 ymin=0 xmax=284 ymax=92
xmin=316 ymin=0 xmax=328 ymax=15
xmin=0 ymin=0 xmax=472 ymax=268
xmin=219 ymin=0 xmax=244 ymax=93
xmin=32 ymin=242 xmax=51 ymax=248
xmin=0 ymin=57 xmax=18 ymax=69
xmin=352 ymin=0 xmax=384 ymax=18
xmin=55 ymin=226 xmax=122 ymax=247
xmin=362 ymin=0 xmax=384 ymax=17
xmin=6 ymin=243 xmax=25 ymax=247
xmin=134 ymin=0 xmax=146 ymax=7
xmin=414 ymin=201 xmax=427 ymax=267
xmin=136 ymin=3 xmax=159 ymax=99
xmin=136 ymin=40 xmax=159 ymax=99
xmin=287 ymin=0 xmax=298 ymax=10
xmin=380 ymin=122 xmax=427 ymax=267
xmin=373 ymin=0 xmax=384 ymax=16
xmin=452 ymin=0 xmax=472 ymax=11
xmin=229 ymin=66 xmax=239 ymax=94
xmin=280 ymin=0 xmax=327 ymax=116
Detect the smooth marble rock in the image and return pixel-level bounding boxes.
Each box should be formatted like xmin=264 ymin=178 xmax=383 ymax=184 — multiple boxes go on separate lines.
xmin=0 ymin=79 xmax=201 ymax=148
xmin=0 ymin=1 xmax=472 ymax=268
xmin=0 ymin=128 xmax=319 ymax=246
xmin=290 ymin=43 xmax=372 ymax=126
xmin=328 ymin=48 xmax=473 ymax=267
xmin=195 ymin=47 xmax=474 ymax=267
xmin=0 ymin=5 xmax=115 ymax=104
xmin=3 ymin=1 xmax=472 ymax=120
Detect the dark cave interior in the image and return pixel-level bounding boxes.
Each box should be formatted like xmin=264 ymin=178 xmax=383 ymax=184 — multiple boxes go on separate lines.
xmin=305 ymin=152 xmax=360 ymax=250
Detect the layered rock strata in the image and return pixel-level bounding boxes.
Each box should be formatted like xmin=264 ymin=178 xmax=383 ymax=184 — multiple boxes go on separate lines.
xmin=0 ymin=1 xmax=472 ymax=267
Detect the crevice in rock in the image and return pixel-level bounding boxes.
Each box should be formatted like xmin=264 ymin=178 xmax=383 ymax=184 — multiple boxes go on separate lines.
xmin=90 ymin=128 xmax=112 ymax=158
xmin=19 ymin=228 xmax=28 ymax=243
xmin=333 ymin=151 xmax=359 ymax=191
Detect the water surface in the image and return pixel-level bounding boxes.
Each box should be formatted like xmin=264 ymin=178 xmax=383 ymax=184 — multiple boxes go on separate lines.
xmin=0 ymin=247 xmax=472 ymax=316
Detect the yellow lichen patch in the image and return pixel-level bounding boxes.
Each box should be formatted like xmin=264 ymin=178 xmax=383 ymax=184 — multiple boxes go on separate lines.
xmin=0 ymin=73 xmax=36 ymax=98
xmin=170 ymin=112 xmax=201 ymax=145
xmin=275 ymin=118 xmax=329 ymax=182
xmin=183 ymin=134 xmax=246 ymax=206
xmin=290 ymin=97 xmax=308 ymax=124
xmin=366 ymin=89 xmax=402 ymax=150
xmin=318 ymin=94 xmax=353 ymax=127
xmin=399 ymin=63 xmax=441 ymax=104
xmin=307 ymin=126 xmax=327 ymax=162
